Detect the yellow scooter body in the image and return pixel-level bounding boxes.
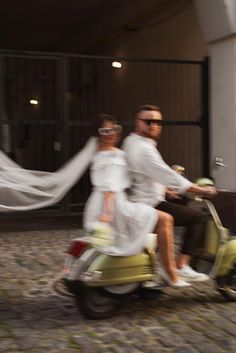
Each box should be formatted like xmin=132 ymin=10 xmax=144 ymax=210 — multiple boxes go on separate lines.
xmin=81 ymin=251 xmax=155 ymax=287
xmin=190 ymin=199 xmax=236 ymax=278
xmin=214 ymin=237 xmax=236 ymax=277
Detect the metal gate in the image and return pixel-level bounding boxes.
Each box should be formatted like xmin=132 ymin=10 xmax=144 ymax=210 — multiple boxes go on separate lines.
xmin=0 ymin=51 xmax=209 ymax=217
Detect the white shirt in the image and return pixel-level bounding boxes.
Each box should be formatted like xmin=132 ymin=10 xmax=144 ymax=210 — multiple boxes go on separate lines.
xmin=122 ymin=133 xmax=193 ymax=207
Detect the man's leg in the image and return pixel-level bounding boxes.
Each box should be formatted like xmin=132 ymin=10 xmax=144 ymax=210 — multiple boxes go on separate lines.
xmin=156 ymin=201 xmax=209 ymax=282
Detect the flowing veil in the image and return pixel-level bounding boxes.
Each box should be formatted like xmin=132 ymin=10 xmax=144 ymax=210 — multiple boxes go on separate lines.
xmin=0 ymin=137 xmax=97 ymax=211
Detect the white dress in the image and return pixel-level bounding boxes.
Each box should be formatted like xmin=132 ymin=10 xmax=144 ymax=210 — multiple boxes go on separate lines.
xmin=83 ymin=149 xmax=157 ymax=256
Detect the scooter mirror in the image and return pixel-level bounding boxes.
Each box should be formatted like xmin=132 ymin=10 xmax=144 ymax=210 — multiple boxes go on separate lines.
xmin=195 ymin=178 xmax=215 ymax=187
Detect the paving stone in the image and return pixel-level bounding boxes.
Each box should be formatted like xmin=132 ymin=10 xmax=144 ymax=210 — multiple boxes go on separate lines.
xmin=45 ymin=350 xmax=76 ymax=353
xmin=110 ymin=344 xmax=139 ymax=353
xmin=11 ymin=327 xmax=31 ymax=338
xmin=0 ymin=310 xmax=21 ymax=320
xmin=17 ymin=336 xmax=40 ymax=350
xmin=229 ymin=316 xmax=236 ymax=324
xmin=144 ymin=326 xmax=169 ymax=337
xmin=168 ymin=323 xmax=189 ymax=334
xmin=216 ymin=337 xmax=236 ymax=351
xmin=0 ymin=348 xmax=24 ymax=353
xmin=41 ymin=339 xmax=69 ymax=350
xmin=223 ymin=325 xmax=236 ymax=336
xmin=187 ymin=319 xmax=207 ymax=332
xmin=0 ymin=338 xmax=18 ymax=351
xmin=181 ymin=332 xmax=209 ymax=346
xmin=157 ymin=333 xmax=185 ymax=348
xmin=172 ymin=346 xmax=198 ymax=353
xmin=0 ymin=223 xmax=236 ymax=353
xmin=72 ymin=335 xmax=102 ymax=353
xmin=126 ymin=330 xmax=151 ymax=341
xmin=205 ymin=329 xmax=229 ymax=341
xmin=0 ymin=328 xmax=11 ymax=338
xmin=100 ymin=331 xmax=126 ymax=344
xmin=132 ymin=341 xmax=158 ymax=352
xmin=197 ymin=342 xmax=225 ymax=353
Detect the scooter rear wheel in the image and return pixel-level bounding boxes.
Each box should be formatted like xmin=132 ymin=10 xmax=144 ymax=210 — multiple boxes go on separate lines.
xmin=75 ymin=283 xmax=121 ymax=319
xmin=216 ymin=264 xmax=236 ymax=301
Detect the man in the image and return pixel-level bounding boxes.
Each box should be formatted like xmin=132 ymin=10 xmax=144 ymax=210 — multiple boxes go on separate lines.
xmin=123 ymin=104 xmax=216 ymax=282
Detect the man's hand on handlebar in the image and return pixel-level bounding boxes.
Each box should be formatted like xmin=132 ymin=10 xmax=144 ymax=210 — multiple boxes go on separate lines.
xmin=188 ymin=184 xmax=217 ymax=199
xmin=201 ymin=186 xmax=217 ymax=199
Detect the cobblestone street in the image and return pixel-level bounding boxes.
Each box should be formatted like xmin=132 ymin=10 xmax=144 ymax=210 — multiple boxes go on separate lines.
xmin=0 ymin=218 xmax=235 ymax=353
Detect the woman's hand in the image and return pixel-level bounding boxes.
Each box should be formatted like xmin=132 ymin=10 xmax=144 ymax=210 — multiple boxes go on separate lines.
xmin=100 ymin=191 xmax=115 ymax=224
xmin=99 ymin=213 xmax=113 ymax=224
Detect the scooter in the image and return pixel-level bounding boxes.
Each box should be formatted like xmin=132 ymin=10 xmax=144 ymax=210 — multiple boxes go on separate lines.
xmin=188 ymin=179 xmax=236 ymax=302
xmin=56 ymin=180 xmax=236 ymax=319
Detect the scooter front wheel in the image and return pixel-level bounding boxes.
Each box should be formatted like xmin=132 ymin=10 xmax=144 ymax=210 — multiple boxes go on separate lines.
xmin=216 ymin=264 xmax=236 ymax=301
xmin=75 ymin=283 xmax=122 ymax=319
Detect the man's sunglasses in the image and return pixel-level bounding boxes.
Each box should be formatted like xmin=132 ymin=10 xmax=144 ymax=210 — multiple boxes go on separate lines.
xmin=138 ymin=118 xmax=163 ymax=126
xmin=98 ymin=125 xmax=122 ymax=136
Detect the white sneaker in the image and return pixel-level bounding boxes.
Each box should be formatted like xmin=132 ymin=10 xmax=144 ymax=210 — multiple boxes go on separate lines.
xmin=177 ymin=265 xmax=209 ymax=283
xmin=159 ymin=267 xmax=191 ymax=289
xmin=142 ymin=281 xmax=161 ymax=289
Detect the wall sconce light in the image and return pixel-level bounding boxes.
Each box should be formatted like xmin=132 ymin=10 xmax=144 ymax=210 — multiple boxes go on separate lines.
xmin=112 ymin=61 xmax=122 ymax=68
xmin=29 ymin=99 xmax=39 ymax=105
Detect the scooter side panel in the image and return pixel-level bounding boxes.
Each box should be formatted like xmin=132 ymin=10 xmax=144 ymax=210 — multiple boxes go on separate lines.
xmin=81 ymin=253 xmax=154 ymax=287
xmin=204 ymin=220 xmax=221 ymax=256
xmin=214 ymin=238 xmax=236 ymax=276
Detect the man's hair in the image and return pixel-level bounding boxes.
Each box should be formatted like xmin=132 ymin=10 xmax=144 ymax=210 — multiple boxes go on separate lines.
xmin=135 ymin=104 xmax=161 ymax=119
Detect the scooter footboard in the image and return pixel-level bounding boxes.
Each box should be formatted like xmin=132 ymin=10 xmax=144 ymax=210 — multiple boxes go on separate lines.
xmin=80 ymin=252 xmax=154 ymax=287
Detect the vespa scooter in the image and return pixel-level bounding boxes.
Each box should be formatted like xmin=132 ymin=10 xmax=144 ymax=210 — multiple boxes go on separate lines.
xmin=55 ymin=181 xmax=236 ymax=319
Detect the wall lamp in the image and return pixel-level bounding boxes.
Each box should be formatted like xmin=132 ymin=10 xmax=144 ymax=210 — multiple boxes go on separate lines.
xmin=112 ymin=61 xmax=122 ymax=68
xmin=29 ymin=99 xmax=39 ymax=105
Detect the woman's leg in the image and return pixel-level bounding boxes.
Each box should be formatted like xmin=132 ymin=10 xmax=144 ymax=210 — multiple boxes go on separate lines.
xmin=154 ymin=210 xmax=178 ymax=283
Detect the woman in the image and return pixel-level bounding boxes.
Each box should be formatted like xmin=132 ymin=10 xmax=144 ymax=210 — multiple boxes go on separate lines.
xmin=83 ymin=114 xmax=190 ymax=288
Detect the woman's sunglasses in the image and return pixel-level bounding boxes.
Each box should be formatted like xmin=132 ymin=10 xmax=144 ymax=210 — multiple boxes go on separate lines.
xmin=98 ymin=125 xmax=122 ymax=136
xmin=138 ymin=118 xmax=163 ymax=126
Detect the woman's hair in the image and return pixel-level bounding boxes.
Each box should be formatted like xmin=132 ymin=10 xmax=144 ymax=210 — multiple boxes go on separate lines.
xmin=94 ymin=114 xmax=119 ymax=134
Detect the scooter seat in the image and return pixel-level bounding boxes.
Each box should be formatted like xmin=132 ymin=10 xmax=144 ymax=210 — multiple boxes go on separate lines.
xmin=144 ymin=233 xmax=157 ymax=251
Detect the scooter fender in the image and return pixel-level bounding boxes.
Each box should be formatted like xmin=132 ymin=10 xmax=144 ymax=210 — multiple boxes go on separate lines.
xmin=214 ymin=237 xmax=236 ymax=277
xmin=80 ymin=252 xmax=154 ymax=287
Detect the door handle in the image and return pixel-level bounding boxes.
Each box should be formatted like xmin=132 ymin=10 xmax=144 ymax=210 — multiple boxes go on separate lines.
xmin=215 ymin=157 xmax=227 ymax=167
